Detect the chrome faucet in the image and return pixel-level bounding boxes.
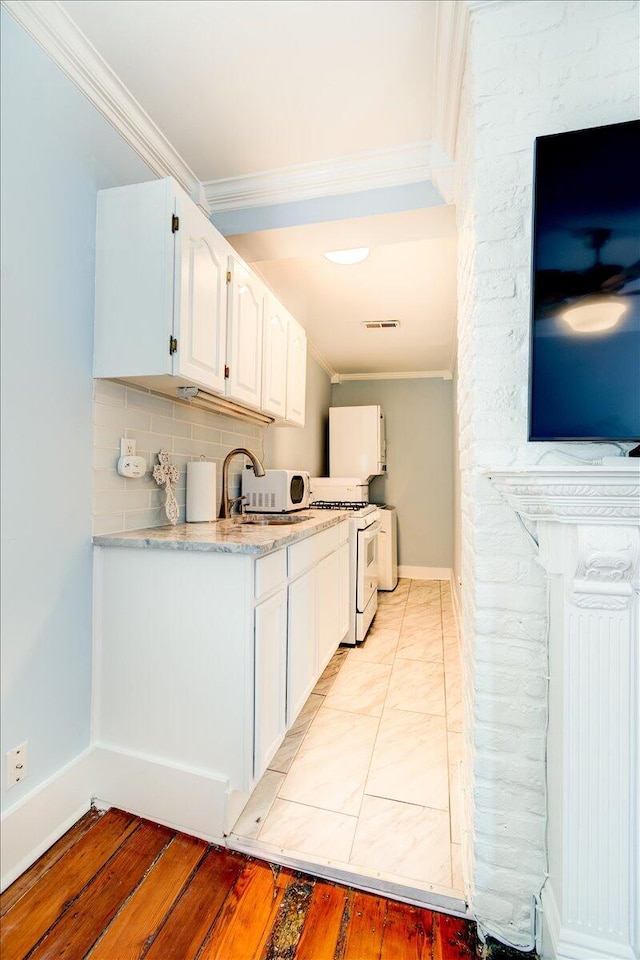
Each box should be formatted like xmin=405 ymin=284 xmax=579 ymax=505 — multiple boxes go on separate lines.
xmin=219 ymin=448 xmax=265 ymax=519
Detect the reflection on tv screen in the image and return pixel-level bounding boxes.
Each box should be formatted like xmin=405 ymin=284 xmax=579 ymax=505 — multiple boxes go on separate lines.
xmin=529 ymin=119 xmax=640 ymax=441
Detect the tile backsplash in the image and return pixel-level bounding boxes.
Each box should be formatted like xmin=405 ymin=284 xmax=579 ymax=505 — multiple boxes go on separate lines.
xmin=93 ymin=380 xmax=265 ymax=535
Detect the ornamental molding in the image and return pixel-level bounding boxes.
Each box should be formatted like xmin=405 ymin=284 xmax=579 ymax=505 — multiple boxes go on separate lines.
xmin=202 ymin=0 xmax=468 ymax=212
xmin=571 ymin=525 xmax=638 ymax=610
xmin=434 ymin=0 xmax=470 ymax=161
xmin=202 ymin=142 xmax=438 ymax=213
xmin=487 ymin=466 xmax=640 ymax=526
xmin=4 ymin=0 xmax=466 ymax=214
xmin=1 ymin=0 xmax=209 ymax=213
xmin=307 ymin=340 xmax=336 ymax=381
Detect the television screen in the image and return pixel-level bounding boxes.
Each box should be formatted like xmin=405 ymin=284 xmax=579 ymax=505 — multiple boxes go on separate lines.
xmin=529 ymin=119 xmax=640 ymax=441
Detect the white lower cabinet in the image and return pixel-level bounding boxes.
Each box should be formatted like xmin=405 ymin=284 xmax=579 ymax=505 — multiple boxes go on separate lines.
xmin=254 ymin=587 xmax=288 ymax=780
xmin=317 ymin=549 xmax=341 ymax=673
xmin=287 ymin=567 xmax=317 ymax=726
xmin=93 ymin=519 xmax=348 ymax=839
xmin=338 ymin=540 xmax=350 ymax=644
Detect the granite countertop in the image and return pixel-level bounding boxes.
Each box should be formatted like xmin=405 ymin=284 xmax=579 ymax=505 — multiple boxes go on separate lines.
xmin=93 ymin=509 xmax=350 ymax=556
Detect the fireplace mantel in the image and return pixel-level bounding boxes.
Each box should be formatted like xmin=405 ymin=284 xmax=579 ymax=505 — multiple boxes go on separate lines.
xmin=489 ymin=463 xmax=639 ymax=960
xmin=487 ymin=463 xmax=640 ymax=525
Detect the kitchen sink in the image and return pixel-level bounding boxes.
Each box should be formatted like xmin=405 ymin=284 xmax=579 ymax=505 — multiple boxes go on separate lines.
xmin=232 ymin=514 xmax=307 ymax=526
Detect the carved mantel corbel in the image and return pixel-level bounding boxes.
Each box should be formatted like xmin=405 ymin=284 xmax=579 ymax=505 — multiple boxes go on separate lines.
xmin=571 ymin=525 xmax=639 ymax=610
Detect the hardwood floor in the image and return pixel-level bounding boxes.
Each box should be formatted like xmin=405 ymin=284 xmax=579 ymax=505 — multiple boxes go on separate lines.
xmin=0 ymin=808 xmax=478 ymax=960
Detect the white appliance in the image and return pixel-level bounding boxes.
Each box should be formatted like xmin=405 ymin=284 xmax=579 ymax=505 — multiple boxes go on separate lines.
xmin=329 ymin=405 xmax=386 ymax=480
xmin=311 ymin=477 xmax=380 ymax=644
xmin=377 ymin=505 xmax=398 ymax=591
xmin=310 ymin=476 xmax=369 ymax=503
xmin=242 ymin=469 xmax=310 ymax=512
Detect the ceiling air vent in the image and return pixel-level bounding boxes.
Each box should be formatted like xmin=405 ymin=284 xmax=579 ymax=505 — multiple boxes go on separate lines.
xmin=362 ymin=321 xmax=400 ymax=330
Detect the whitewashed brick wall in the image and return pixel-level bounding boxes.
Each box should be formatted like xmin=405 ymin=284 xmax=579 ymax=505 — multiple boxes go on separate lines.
xmin=456 ymin=0 xmax=639 ymax=948
xmin=93 ymin=381 xmax=265 ymax=534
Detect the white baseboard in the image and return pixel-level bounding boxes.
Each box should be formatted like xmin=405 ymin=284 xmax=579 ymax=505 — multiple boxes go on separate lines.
xmin=541 ymin=885 xmax=637 ymax=960
xmin=1 ymin=743 xmax=239 ymax=892
xmin=540 ymin=884 xmax=562 ymax=960
xmin=91 ymin=744 xmax=232 ymax=842
xmin=450 ymin=572 xmax=461 ymax=631
xmin=398 ymin=566 xmax=452 ymax=581
xmin=1 ymin=747 xmax=97 ymax=892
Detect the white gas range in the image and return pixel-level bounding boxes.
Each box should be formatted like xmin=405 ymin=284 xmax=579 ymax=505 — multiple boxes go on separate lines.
xmin=311 ymin=478 xmax=381 ymax=645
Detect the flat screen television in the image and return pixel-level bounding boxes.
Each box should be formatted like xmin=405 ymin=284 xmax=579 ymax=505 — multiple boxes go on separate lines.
xmin=529 ymin=119 xmax=640 ymax=441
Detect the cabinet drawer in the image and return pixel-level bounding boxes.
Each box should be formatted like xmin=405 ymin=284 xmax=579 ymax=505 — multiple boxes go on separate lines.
xmin=317 ymin=524 xmax=340 ymax=559
xmin=255 ymin=549 xmax=287 ymax=601
xmin=288 ymin=524 xmax=341 ymax=579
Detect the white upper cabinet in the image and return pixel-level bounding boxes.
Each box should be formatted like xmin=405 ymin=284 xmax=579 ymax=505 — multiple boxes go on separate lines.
xmin=261 ymin=294 xmax=290 ymax=419
xmin=226 ymin=257 xmax=264 ymax=410
xmin=94 ymin=178 xmax=231 ymax=395
xmin=94 ymin=177 xmax=307 ymax=425
xmin=174 ymin=195 xmax=229 ymax=394
xmin=95 ymin=178 xmax=176 ymax=380
xmin=286 ymin=317 xmax=307 ymax=426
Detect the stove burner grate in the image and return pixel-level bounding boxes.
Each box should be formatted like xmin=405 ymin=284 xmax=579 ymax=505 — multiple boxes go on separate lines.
xmin=311 ymin=500 xmax=372 ymax=511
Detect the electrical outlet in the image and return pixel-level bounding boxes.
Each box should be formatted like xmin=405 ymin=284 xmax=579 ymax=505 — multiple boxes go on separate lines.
xmin=6 ymin=740 xmax=28 ymax=788
xmin=120 ymin=438 xmax=136 ymax=457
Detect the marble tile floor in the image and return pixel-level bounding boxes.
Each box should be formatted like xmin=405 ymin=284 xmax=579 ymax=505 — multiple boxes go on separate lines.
xmin=230 ymin=578 xmax=464 ymax=898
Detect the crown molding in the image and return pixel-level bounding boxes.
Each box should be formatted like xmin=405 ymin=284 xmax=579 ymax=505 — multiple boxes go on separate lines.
xmin=334 ymin=370 xmax=453 ymax=383
xmin=433 ymin=0 xmax=472 ymax=161
xmin=465 ymin=1 xmax=506 ymax=10
xmin=307 ymin=341 xmax=337 ymax=381
xmin=203 ymin=141 xmax=435 ymax=213
xmin=1 ymin=0 xmax=209 ymax=213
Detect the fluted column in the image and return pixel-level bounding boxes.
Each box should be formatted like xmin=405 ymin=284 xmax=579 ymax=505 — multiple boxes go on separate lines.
xmin=489 ymin=466 xmax=640 ymax=960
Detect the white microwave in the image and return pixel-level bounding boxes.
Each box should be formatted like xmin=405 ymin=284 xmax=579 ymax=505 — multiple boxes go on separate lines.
xmin=242 ymin=469 xmax=311 ymax=513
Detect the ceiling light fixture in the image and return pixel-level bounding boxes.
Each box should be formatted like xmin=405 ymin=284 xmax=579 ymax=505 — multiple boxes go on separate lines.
xmin=560 ymin=297 xmax=628 ymax=333
xmin=324 ymin=247 xmax=370 ymax=265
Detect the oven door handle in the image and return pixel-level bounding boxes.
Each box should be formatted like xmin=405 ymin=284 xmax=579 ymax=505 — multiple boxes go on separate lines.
xmin=361 ymin=521 xmax=381 ymax=541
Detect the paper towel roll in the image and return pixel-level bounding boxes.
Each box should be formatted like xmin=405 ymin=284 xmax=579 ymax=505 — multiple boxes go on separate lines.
xmin=186 ymin=460 xmax=217 ymax=522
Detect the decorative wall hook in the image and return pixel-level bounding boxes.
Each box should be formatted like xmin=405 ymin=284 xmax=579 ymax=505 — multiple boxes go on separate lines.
xmin=153 ymin=449 xmax=180 ymax=525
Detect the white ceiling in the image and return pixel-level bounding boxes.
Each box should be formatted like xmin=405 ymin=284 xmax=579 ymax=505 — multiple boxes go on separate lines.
xmin=233 ymin=206 xmax=457 ymax=375
xmin=61 ymin=0 xmax=437 ymax=181
xmin=59 ymin=0 xmax=458 ymax=376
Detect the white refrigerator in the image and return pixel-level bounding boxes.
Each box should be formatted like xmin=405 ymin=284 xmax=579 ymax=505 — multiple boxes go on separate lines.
xmin=329 ymin=405 xmax=386 ymax=480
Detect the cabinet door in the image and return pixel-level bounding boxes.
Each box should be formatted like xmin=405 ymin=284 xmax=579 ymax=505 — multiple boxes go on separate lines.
xmin=338 ymin=541 xmax=350 ymax=643
xmin=254 ymin=588 xmax=288 ymax=780
xmin=286 ymin=318 xmax=307 ymax=426
xmin=95 ymin=178 xmax=176 ymax=379
xmin=262 ymin=295 xmax=289 ymax=418
xmin=317 ymin=549 xmax=341 ymax=673
xmin=227 ymin=257 xmax=264 ymax=409
xmin=174 ymin=195 xmax=230 ymax=394
xmin=287 ymin=567 xmax=317 ymax=726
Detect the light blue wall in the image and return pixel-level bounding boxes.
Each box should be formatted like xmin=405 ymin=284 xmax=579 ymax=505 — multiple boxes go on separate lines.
xmin=264 ymin=353 xmax=331 ymax=476
xmin=211 ymin=180 xmax=444 ymax=236
xmin=331 ymin=378 xmax=453 ymax=568
xmin=0 ymin=11 xmax=152 ymax=812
